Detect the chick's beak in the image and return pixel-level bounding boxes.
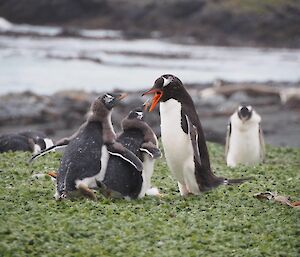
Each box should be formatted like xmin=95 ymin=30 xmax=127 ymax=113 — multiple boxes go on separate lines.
xmin=117 ymin=93 xmax=128 ymax=100
xmin=142 ymin=89 xmax=163 ymax=112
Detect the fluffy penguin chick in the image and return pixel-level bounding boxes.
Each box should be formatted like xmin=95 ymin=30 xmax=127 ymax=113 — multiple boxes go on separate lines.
xmin=143 ymin=74 xmax=251 ymax=196
xmin=97 ymin=107 xmax=161 ymax=199
xmin=54 ymin=93 xmax=143 ymax=200
xmin=225 ymin=105 xmax=265 ymax=167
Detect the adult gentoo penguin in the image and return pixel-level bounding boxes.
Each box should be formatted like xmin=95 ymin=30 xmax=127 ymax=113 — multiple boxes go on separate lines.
xmin=143 ymin=74 xmax=249 ymax=196
xmin=54 ymin=93 xmax=143 ymax=200
xmin=225 ymin=105 xmax=265 ymax=167
xmin=97 ymin=106 xmax=161 ymax=199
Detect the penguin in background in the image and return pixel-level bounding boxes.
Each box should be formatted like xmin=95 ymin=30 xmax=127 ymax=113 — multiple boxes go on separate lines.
xmin=0 ymin=131 xmax=53 ymax=154
xmin=225 ymin=105 xmax=265 ymax=167
xmin=20 ymin=131 xmax=54 ymax=151
xmin=97 ymin=106 xmax=161 ymax=199
xmin=29 ymin=124 xmax=91 ymax=161
xmin=143 ymin=74 xmax=250 ymax=196
xmin=51 ymin=93 xmax=143 ymax=200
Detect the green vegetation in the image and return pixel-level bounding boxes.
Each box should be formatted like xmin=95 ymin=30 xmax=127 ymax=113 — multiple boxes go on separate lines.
xmin=0 ymin=144 xmax=299 ymax=257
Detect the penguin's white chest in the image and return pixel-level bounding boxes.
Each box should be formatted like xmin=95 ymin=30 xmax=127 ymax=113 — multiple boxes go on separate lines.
xmin=74 ymin=145 xmax=109 ymax=189
xmin=138 ymin=153 xmax=155 ymax=198
xmin=160 ymin=100 xmax=199 ymax=193
xmin=227 ymin=124 xmax=261 ymax=167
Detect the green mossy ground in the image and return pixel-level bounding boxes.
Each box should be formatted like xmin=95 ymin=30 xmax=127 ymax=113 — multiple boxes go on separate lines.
xmin=0 ymin=144 xmax=299 ymax=257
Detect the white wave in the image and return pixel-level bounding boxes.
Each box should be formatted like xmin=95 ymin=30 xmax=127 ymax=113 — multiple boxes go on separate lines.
xmin=0 ymin=17 xmax=13 ymax=30
xmin=79 ymin=29 xmax=122 ymax=39
xmin=0 ymin=17 xmax=61 ymax=36
xmin=0 ymin=28 xmax=299 ymax=94
xmin=0 ymin=16 xmax=122 ymax=39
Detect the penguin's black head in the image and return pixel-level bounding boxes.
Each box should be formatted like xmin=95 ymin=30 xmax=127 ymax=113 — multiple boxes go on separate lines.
xmin=36 ymin=137 xmax=46 ymax=150
xmin=100 ymin=92 xmax=127 ymax=110
xmin=237 ymin=105 xmax=253 ymax=121
xmin=142 ymin=74 xmax=183 ymax=112
xmin=127 ymin=107 xmax=144 ymax=121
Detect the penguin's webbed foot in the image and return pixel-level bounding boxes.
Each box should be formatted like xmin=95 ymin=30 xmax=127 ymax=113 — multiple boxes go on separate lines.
xmin=77 ymin=184 xmax=97 ymax=201
xmin=48 ymin=171 xmax=57 ymax=179
xmin=177 ymin=182 xmax=190 ymax=196
xmin=145 ymin=187 xmax=162 ymax=197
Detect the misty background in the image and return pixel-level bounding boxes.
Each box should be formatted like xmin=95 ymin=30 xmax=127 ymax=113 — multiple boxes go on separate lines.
xmin=0 ymin=0 xmax=299 ymax=147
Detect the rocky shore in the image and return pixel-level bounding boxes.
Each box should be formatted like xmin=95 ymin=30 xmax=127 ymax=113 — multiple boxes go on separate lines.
xmin=1 ymin=82 xmax=299 ymax=148
xmin=1 ymin=0 xmax=300 ymax=48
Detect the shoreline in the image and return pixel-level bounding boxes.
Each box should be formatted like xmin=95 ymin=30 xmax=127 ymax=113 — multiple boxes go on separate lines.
xmin=1 ymin=82 xmax=299 ymax=148
xmin=1 ymin=1 xmax=300 ymax=49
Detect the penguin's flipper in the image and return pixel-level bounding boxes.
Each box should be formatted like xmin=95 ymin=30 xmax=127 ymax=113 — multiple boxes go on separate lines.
xmin=225 ymin=122 xmax=231 ymax=158
xmin=29 ymin=125 xmax=87 ymax=163
xmin=96 ymin=180 xmax=124 ymax=199
xmin=29 ymin=143 xmax=68 ymax=163
xmin=107 ymin=142 xmax=144 ymax=172
xmin=182 ymin=113 xmax=225 ymax=191
xmin=185 ymin=115 xmax=202 ymax=165
xmin=259 ymin=124 xmax=266 ymax=160
xmin=140 ymin=141 xmax=161 ymax=159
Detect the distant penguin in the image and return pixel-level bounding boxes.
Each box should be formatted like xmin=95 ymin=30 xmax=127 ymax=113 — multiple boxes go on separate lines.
xmin=0 ymin=131 xmax=53 ymax=154
xmin=20 ymin=131 xmax=54 ymax=152
xmin=97 ymin=106 xmax=161 ymax=199
xmin=53 ymin=93 xmax=143 ymax=200
xmin=225 ymin=105 xmax=265 ymax=167
xmin=143 ymin=74 xmax=250 ymax=196
xmin=0 ymin=134 xmax=36 ymax=153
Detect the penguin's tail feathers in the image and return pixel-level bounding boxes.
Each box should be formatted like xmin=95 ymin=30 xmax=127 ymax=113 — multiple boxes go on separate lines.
xmin=224 ymin=177 xmax=253 ymax=185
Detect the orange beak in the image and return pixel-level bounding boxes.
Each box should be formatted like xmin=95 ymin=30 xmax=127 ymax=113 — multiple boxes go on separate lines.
xmin=142 ymin=89 xmax=163 ymax=112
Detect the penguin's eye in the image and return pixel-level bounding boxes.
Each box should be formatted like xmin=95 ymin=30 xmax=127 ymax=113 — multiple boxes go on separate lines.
xmin=104 ymin=94 xmax=114 ymax=103
xmin=136 ymin=111 xmax=143 ymax=119
xmin=162 ymin=76 xmax=173 ymax=87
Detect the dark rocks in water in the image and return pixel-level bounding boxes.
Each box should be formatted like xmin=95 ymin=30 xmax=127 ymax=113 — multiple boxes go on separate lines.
xmin=0 ymin=0 xmax=110 ymax=25
xmin=0 ymin=0 xmax=300 ymax=48
xmin=280 ymin=88 xmax=300 ymax=109
xmin=0 ymin=82 xmax=299 ymax=147
xmin=45 ymin=54 xmax=103 ymax=64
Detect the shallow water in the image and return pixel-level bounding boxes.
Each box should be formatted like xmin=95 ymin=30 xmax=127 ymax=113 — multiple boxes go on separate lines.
xmin=0 ymin=19 xmax=300 ymax=94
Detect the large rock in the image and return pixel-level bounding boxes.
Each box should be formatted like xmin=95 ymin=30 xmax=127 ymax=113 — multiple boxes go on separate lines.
xmin=0 ymin=83 xmax=299 ymax=147
xmin=0 ymin=0 xmax=300 ymax=47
